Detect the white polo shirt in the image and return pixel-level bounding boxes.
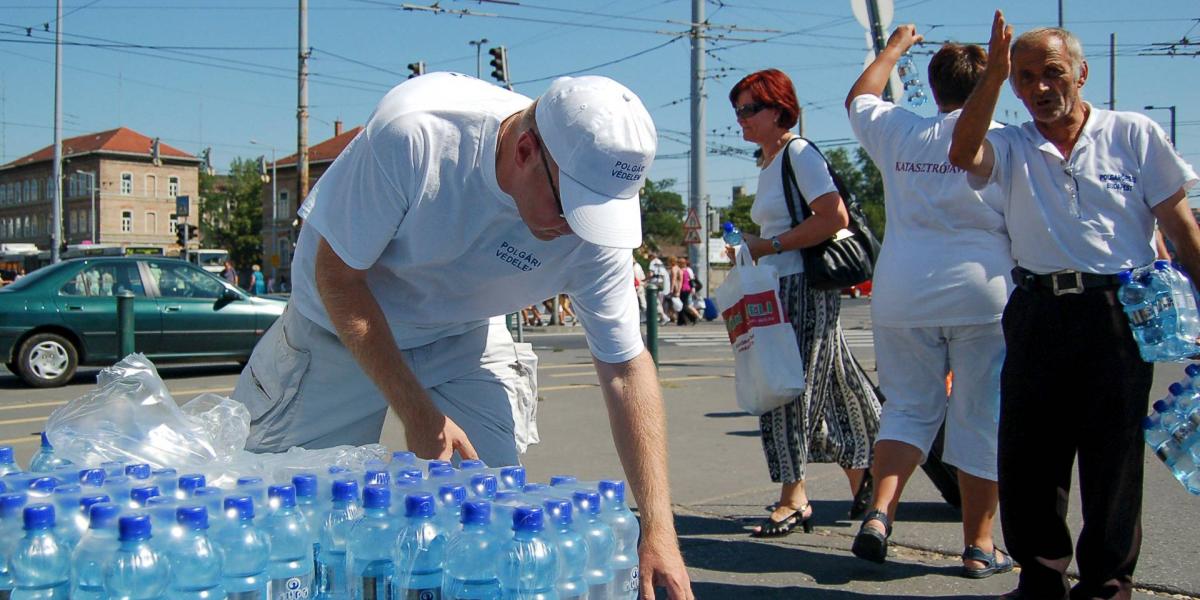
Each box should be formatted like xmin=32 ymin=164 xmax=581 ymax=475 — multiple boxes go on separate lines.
xmin=292 ymin=72 xmax=643 ymax=364
xmin=848 ymin=95 xmax=1013 ymax=327
xmin=973 ymin=104 xmax=1198 ymax=274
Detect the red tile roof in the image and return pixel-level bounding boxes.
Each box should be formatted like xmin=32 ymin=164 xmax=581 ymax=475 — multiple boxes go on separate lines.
xmin=2 ymin=127 xmax=196 ymax=168
xmin=275 ymin=126 xmax=363 ymax=168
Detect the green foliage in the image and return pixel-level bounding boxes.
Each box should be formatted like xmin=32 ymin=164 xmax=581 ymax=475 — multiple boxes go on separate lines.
xmin=825 ymin=146 xmax=886 ymax=238
xmin=640 ymin=178 xmax=686 ymax=250
xmin=723 ymin=187 xmax=759 ymax=236
xmin=198 ymin=157 xmax=264 ymax=269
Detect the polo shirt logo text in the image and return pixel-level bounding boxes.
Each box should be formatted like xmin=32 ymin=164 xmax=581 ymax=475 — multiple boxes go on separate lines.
xmin=496 ymin=241 xmax=541 ymax=272
xmin=1099 ymin=173 xmax=1136 ymax=192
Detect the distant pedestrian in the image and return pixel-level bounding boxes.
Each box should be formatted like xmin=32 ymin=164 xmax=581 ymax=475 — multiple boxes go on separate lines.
xmin=251 ymin=264 xmax=265 ymax=296
xmin=222 ymin=260 xmax=238 ymax=286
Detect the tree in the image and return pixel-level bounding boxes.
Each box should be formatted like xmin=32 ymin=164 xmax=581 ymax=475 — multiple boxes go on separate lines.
xmin=640 ymin=177 xmax=686 ymax=250
xmin=723 ymin=187 xmax=759 ymax=236
xmin=825 ymin=146 xmax=886 ymax=238
xmin=199 ymin=157 xmax=263 ymax=269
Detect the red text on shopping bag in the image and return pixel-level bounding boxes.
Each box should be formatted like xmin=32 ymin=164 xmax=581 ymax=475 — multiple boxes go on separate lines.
xmin=722 ymin=290 xmax=783 ymax=343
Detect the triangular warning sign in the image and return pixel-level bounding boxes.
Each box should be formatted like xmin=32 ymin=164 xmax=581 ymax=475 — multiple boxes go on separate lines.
xmin=683 ymin=228 xmax=702 ymax=245
xmin=683 ymin=208 xmax=702 ymax=230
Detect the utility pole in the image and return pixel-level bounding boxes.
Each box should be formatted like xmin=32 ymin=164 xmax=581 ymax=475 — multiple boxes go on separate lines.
xmin=298 ymin=0 xmax=310 ymax=201
xmin=469 ymin=38 xmax=489 ymax=78
xmin=52 ymin=0 xmax=63 ymax=264
xmin=1058 ymin=0 xmax=1064 ymax=28
xmin=689 ymin=0 xmax=708 ymax=291
xmin=1108 ymin=33 xmax=1116 ymax=110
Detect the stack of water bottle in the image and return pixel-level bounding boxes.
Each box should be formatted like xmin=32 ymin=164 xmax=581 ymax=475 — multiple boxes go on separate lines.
xmin=1144 ymin=363 xmax=1200 ymax=495
xmin=0 ymin=436 xmax=641 ymax=599
xmin=1117 ymin=260 xmax=1200 ymax=362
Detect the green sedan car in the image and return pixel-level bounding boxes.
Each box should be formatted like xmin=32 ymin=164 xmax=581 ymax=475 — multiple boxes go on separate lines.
xmin=0 ymin=256 xmax=286 ymax=387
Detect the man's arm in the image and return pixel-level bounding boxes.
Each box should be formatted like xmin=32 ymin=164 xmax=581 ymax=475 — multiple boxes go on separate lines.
xmin=845 ymin=24 xmax=923 ymax=109
xmin=1153 ymin=190 xmax=1200 ymax=283
xmin=947 ymin=10 xmax=1011 ymax=178
xmin=594 ymin=351 xmax=693 ymax=600
xmin=314 ymin=236 xmax=479 ymax=460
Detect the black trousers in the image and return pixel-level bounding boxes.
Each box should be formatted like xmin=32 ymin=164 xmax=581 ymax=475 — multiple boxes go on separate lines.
xmin=999 ymin=286 xmax=1152 ymax=600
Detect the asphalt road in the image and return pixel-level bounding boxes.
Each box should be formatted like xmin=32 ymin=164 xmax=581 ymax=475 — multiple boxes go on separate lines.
xmin=1 ymin=298 xmax=1195 ymax=598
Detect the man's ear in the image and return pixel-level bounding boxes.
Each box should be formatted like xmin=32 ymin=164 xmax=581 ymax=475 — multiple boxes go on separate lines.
xmin=513 ymin=129 xmax=538 ymax=169
xmin=1077 ymin=59 xmax=1088 ymax=89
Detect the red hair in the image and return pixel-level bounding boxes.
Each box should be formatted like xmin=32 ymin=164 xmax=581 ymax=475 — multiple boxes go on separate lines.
xmin=728 ymin=69 xmax=799 ymax=129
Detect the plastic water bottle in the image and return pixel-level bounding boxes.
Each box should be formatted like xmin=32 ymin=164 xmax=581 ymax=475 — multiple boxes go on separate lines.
xmin=896 ymin=54 xmax=929 ymax=107
xmin=291 ymin=474 xmax=322 ymax=591
xmin=70 ymin=502 xmax=122 ymax=600
xmin=1157 ymin=261 xmax=1200 ymax=350
xmin=390 ymin=451 xmax=417 ymax=467
xmin=1119 ymin=270 xmax=1166 ymax=361
xmin=469 ymin=474 xmax=499 ymax=500
xmin=104 ymin=514 xmax=171 ymax=600
xmin=188 ymin=488 xmax=224 ymax=528
xmin=572 ymin=491 xmax=615 ymax=599
xmin=598 ymin=480 xmax=639 ymax=599
xmin=314 ymin=479 xmax=361 ymax=600
xmin=1147 ymin=266 xmax=1182 ymax=356
xmin=28 ymin=433 xmax=71 ymax=474
xmin=264 ymin=485 xmax=314 ymax=600
xmin=130 ymin=485 xmax=161 ymax=509
xmin=145 ymin=496 xmax=179 ymax=552
xmin=499 ymin=467 xmax=526 ymax=491
xmin=49 ymin=485 xmax=83 ymax=551
xmin=176 ymin=474 xmax=206 ymax=500
xmin=721 ymin=222 xmax=743 ymax=247
xmin=363 ymin=465 xmax=390 ymax=489
xmin=78 ymin=469 xmax=106 ymax=489
xmin=71 ymin=494 xmax=111 ymax=549
xmin=347 ymin=486 xmax=395 ymax=600
xmin=103 ymin=475 xmax=134 ymax=509
xmin=393 ymin=492 xmax=447 ymax=599
xmin=214 ymin=495 xmax=270 ymax=599
xmin=442 ymin=501 xmax=501 ymax=600
xmin=237 ymin=476 xmax=270 ymax=524
xmin=165 ymin=506 xmax=225 ymax=600
xmin=543 ymin=500 xmax=587 ymax=600
xmin=10 ymin=504 xmax=71 ymax=599
xmin=497 ymin=506 xmax=559 ymax=600
xmin=125 ymin=464 xmax=152 ymax=482
xmin=101 ymin=462 xmax=125 ymax=479
xmin=152 ymin=469 xmax=178 ymax=500
xmin=0 ymin=446 xmax=20 ymax=476
xmin=1 ymin=493 xmax=30 ymax=599
xmin=436 ymin=484 xmax=467 ymax=534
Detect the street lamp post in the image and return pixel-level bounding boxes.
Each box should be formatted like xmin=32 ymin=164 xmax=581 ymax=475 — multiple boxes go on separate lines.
xmin=250 ymin=140 xmax=277 ymax=284
xmin=76 ymin=170 xmax=97 ymax=244
xmin=1144 ymin=105 xmax=1177 ymax=149
xmin=468 ymin=38 xmax=489 ymax=78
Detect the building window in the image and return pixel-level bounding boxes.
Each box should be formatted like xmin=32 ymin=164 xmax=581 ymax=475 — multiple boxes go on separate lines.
xmin=276 ymin=190 xmax=290 ymax=222
xmin=145 ymin=212 xmax=157 ymax=233
xmin=168 ymin=176 xmax=180 ymax=197
xmin=120 ymin=172 xmax=133 ymax=195
xmin=121 ymin=211 xmax=132 ymax=232
xmin=30 ymin=180 xmax=39 ymax=202
xmin=68 ymin=211 xmax=77 ymax=234
xmin=278 ymin=237 xmax=291 ymax=268
xmin=145 ymin=175 xmax=158 ymax=198
xmin=169 ymin=213 xmax=178 ymax=234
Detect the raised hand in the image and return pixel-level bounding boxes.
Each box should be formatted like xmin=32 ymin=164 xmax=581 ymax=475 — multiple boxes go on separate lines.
xmin=886 ymin=24 xmax=924 ymax=54
xmin=987 ymin=10 xmax=1014 ymax=81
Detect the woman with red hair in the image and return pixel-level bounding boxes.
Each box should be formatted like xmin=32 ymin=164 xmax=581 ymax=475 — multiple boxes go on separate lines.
xmin=728 ymin=69 xmax=882 ymax=537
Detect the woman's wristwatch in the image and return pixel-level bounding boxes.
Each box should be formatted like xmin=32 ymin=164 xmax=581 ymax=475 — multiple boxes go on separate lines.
xmin=771 ymin=236 xmax=783 ymax=254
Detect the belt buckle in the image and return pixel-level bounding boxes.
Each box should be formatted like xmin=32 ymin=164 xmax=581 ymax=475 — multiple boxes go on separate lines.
xmin=1050 ymin=270 xmax=1084 ymax=296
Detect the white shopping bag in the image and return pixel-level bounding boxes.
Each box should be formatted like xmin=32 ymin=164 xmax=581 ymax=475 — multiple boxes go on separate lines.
xmin=714 ymin=245 xmax=806 ymax=415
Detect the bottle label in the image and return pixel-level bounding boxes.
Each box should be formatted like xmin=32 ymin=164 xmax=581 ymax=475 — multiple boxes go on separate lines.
xmin=1156 ymin=444 xmax=1174 ymax=463
xmin=361 ymin=576 xmax=394 ymax=600
xmin=228 ymin=591 xmax=264 ymax=600
xmin=399 ymin=587 xmax=440 ymax=600
xmin=615 ymin=566 xmax=640 ymax=595
xmin=270 ymin=575 xmax=313 ymax=600
xmin=589 ymin=582 xmax=613 ymax=599
xmin=1129 ymin=306 xmax=1155 ymax=326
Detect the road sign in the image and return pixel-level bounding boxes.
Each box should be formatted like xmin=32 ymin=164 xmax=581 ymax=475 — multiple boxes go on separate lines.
xmin=683 ymin=208 xmax=702 ymax=231
xmin=850 ymin=0 xmax=893 ymax=30
xmin=175 ymin=195 xmax=190 ymax=218
xmin=270 ymin=254 xmax=281 ymax=267
xmin=683 ymin=228 xmax=702 ymax=245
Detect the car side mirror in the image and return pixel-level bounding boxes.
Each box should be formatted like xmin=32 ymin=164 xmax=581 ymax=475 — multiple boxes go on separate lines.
xmin=215 ymin=286 xmax=242 ymax=309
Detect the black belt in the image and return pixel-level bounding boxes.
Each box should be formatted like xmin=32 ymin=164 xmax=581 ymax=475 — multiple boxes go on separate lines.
xmin=1011 ymin=266 xmax=1123 ymax=296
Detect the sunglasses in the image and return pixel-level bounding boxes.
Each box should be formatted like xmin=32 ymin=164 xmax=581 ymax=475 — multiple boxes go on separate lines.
xmin=531 ymin=130 xmax=565 ymax=218
xmin=734 ymin=101 xmax=768 ymax=119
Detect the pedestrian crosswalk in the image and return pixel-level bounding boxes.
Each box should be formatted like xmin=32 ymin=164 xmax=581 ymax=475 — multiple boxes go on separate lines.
xmin=652 ymin=327 xmax=876 ymax=349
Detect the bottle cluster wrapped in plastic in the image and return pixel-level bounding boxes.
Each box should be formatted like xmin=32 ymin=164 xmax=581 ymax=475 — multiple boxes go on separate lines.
xmin=1145 ymin=363 xmax=1200 ymax=495
xmin=1117 ymin=261 xmax=1200 ymax=362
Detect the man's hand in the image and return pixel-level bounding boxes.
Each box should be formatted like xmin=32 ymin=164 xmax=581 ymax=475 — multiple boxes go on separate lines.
xmin=885 ymin=24 xmax=923 ymax=54
xmin=986 ymin=10 xmax=1013 ymax=82
xmin=638 ymin=536 xmax=693 ymax=600
xmin=403 ymin=404 xmax=479 ymax=461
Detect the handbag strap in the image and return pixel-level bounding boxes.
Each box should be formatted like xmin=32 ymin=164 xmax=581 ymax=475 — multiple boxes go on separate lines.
xmin=779 ymin=136 xmax=857 ymax=228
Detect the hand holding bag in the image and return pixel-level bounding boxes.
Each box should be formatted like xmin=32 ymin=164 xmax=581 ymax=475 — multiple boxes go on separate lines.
xmin=714 ymin=245 xmax=806 ymax=415
xmin=781 ymin=137 xmax=881 ymax=290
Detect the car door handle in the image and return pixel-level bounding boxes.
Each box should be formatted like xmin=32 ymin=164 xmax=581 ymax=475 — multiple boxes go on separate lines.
xmin=66 ymin=305 xmax=83 ymax=311
xmin=163 ymin=305 xmax=182 ymax=312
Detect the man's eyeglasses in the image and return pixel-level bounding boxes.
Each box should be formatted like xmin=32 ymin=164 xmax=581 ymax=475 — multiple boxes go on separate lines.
xmin=734 ymin=102 xmax=768 ymax=119
xmin=531 ymin=130 xmax=565 ymax=218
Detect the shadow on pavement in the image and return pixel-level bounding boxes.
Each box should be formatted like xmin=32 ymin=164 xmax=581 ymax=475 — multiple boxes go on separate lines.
xmin=704 ymin=411 xmax=750 ymax=418
xmin=725 ymin=429 xmax=762 ymax=437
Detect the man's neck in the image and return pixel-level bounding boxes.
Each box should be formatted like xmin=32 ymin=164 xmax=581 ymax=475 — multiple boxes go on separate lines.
xmin=1035 ymin=102 xmax=1090 ymax=158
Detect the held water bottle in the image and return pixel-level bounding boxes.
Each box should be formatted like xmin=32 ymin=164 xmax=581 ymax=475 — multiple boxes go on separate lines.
xmin=1118 ymin=270 xmax=1166 ymax=361
xmin=214 ymin=495 xmax=270 ymax=599
xmin=0 ymin=446 xmax=20 ymax=476
xmin=599 ymin=480 xmax=639 ymax=599
xmin=897 ymin=54 xmax=928 ymax=107
xmin=573 ymin=491 xmax=614 ymax=600
xmin=264 ymin=485 xmax=314 ymax=600
xmin=1 ymin=494 xmax=30 ymax=599
xmin=315 ymin=479 xmax=361 ymax=600
xmin=165 ymin=506 xmax=225 ymax=600
xmin=721 ymin=222 xmax=743 ymax=247
xmin=1144 ymin=415 xmax=1200 ymax=494
xmin=497 ymin=507 xmax=559 ymax=600
xmin=10 ymin=504 xmax=71 ymax=599
xmin=1147 ymin=266 xmax=1183 ymax=357
xmin=347 ymin=486 xmax=396 ymax=600
xmin=28 ymin=433 xmax=71 ymax=474
xmin=542 ymin=500 xmax=587 ymax=600
xmin=442 ymin=501 xmax=501 ymax=600
xmin=104 ymin=514 xmax=171 ymax=600
xmin=70 ymin=502 xmax=122 ymax=600
xmin=393 ymin=492 xmax=447 ymax=599
xmin=1157 ymin=261 xmax=1200 ymax=344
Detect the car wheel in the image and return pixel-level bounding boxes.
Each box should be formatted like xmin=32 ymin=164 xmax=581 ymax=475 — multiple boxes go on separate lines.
xmin=17 ymin=332 xmax=78 ymax=388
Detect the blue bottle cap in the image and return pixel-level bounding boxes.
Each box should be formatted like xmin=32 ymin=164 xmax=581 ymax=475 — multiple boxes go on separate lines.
xmin=79 ymin=494 xmax=110 ymax=512
xmin=427 ymin=460 xmax=452 ymax=473
xmin=459 ymin=459 xmax=486 ymax=470
xmin=1187 ymin=363 xmax=1200 ymax=377
xmin=178 ymin=474 xmax=206 ymax=494
xmin=363 ymin=485 xmax=390 ymax=509
xmin=1118 ymin=271 xmax=1133 ymax=284
xmin=1155 ymin=260 xmax=1170 ymax=270
xmin=29 ymin=476 xmax=61 ymax=494
xmin=191 ymin=486 xmax=221 ymax=498
xmin=400 ymin=469 xmax=424 ymax=481
xmin=470 ymin=474 xmax=498 ymax=498
xmin=0 ymin=481 xmax=5 ymax=493
xmin=599 ymin=480 xmax=626 ymax=503
xmin=0 ymin=493 xmax=27 ymax=519
xmin=500 ymin=466 xmax=526 ymax=488
xmin=292 ymin=474 xmax=318 ymax=498
xmin=0 ymin=446 xmax=13 ymax=464
xmin=268 ymin=484 xmax=297 ymax=508
xmin=723 ymin=221 xmax=735 ymax=233
xmin=364 ymin=470 xmax=390 ymax=487
xmin=1143 ymin=416 xmax=1157 ymax=430
xmin=145 ymin=496 xmax=174 ymax=507
xmin=331 ymin=479 xmax=359 ymax=502
xmin=40 ymin=431 xmax=52 ymax=448
xmin=88 ymin=502 xmax=120 ymax=529
xmin=438 ymin=484 xmax=466 ymax=507
xmin=549 ymin=475 xmax=577 ymax=487
xmin=328 ymin=465 xmax=351 ymax=475
xmin=23 ymin=503 xmax=55 ymax=529
xmin=78 ymin=468 xmax=106 ymax=487
xmin=1170 ymin=382 xmax=1184 ymax=396
xmin=512 ymin=506 xmax=544 ymax=533
xmin=572 ymin=491 xmax=602 ymax=516
xmin=543 ymin=499 xmax=573 ymax=527
xmin=125 ymin=464 xmax=151 ymax=480
xmin=236 ymin=476 xmax=264 ymax=487
xmin=405 ymin=492 xmax=435 ymax=518
xmin=429 ymin=466 xmax=456 ymax=479
xmin=152 ymin=467 xmax=177 ymax=477
xmin=1154 ymin=399 xmax=1172 ymax=413
xmin=118 ymin=514 xmax=152 ymax=542
xmin=461 ymin=501 xmax=491 ymax=525
xmin=130 ymin=486 xmax=161 ymax=505
xmin=523 ymin=483 xmax=550 ymax=494
xmin=391 ymin=451 xmax=416 ymax=465
xmin=224 ymin=494 xmax=254 ymax=520
xmin=176 ymin=505 xmax=208 ymax=530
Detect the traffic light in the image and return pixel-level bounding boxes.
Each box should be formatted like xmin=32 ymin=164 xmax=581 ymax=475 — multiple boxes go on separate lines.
xmin=175 ymin=223 xmax=198 ymax=248
xmin=407 ymin=61 xmax=425 ymax=79
xmin=488 ymin=46 xmax=508 ymax=85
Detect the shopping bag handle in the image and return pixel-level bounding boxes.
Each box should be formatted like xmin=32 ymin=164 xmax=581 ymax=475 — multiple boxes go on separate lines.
xmin=734 ymin=243 xmax=754 ymax=269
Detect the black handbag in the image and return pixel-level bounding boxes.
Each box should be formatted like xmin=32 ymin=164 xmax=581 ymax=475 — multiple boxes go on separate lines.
xmin=780 ymin=137 xmax=881 ymax=291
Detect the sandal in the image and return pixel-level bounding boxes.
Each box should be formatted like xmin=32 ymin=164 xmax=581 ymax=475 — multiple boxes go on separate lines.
xmin=851 ymin=509 xmax=891 ymax=563
xmin=849 ymin=471 xmax=874 ymax=520
xmin=750 ymin=504 xmax=813 ymax=538
xmin=961 ymin=545 xmax=1014 ymax=579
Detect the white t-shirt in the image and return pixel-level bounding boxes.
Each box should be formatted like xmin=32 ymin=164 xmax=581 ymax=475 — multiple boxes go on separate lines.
xmin=292 ymin=72 xmax=643 ymax=363
xmin=973 ymin=104 xmax=1198 ymax=274
xmin=849 ymin=95 xmax=1014 ymax=327
xmin=752 ymin=137 xmax=839 ymax=277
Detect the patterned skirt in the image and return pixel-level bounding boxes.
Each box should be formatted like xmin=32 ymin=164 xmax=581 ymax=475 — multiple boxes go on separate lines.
xmin=759 ymin=271 xmax=882 ymax=483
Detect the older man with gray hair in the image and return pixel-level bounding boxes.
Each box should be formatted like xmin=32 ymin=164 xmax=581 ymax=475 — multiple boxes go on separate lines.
xmin=949 ymin=11 xmax=1200 ymax=600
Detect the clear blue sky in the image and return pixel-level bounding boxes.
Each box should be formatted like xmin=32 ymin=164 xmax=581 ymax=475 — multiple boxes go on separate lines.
xmin=1 ymin=0 xmax=1197 ymax=206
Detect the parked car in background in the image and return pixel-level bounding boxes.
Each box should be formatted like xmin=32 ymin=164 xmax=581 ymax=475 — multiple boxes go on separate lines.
xmin=0 ymin=257 xmax=286 ymax=387
xmin=842 ymin=279 xmax=873 ymax=298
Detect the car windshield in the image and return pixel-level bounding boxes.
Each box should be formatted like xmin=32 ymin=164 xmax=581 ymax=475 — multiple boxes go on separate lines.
xmin=199 ymin=253 xmax=226 ymax=267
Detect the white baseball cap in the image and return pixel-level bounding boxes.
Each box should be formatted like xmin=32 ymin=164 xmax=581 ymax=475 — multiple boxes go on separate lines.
xmin=535 ymin=76 xmax=657 ymax=249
